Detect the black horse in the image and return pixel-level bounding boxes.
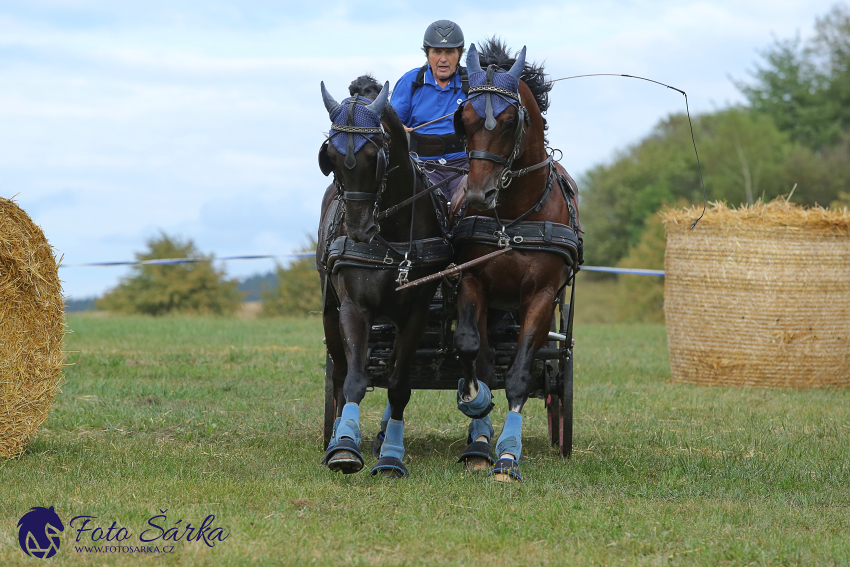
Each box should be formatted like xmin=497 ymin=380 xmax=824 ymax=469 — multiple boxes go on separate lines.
xmin=316 ymin=76 xmax=453 ymax=477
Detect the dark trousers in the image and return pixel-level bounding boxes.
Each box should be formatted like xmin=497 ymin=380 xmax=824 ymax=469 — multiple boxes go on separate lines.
xmin=420 ymin=155 xmax=469 ymax=202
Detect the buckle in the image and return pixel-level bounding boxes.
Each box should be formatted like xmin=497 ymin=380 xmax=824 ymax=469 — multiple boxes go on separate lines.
xmin=396 ymin=255 xmax=412 ymax=286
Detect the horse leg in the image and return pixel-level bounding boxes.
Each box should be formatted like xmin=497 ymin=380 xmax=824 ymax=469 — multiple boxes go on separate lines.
xmin=454 ymin=275 xmax=495 ymax=471
xmin=371 ymin=301 xmax=431 ymax=479
xmin=322 ymin=298 xmax=371 ymax=474
xmin=493 ymin=291 xmax=556 ymax=483
xmin=323 ymin=284 xmax=347 ymax=446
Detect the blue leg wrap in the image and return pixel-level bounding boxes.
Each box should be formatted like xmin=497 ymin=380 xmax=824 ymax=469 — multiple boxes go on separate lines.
xmin=457 ymin=379 xmax=493 ymax=419
xmin=333 ymin=403 xmax=361 ymax=446
xmin=379 ymin=419 xmax=405 ymax=461
xmin=496 ymin=411 xmax=523 ymax=460
xmin=380 ymin=402 xmax=392 ymax=434
xmin=328 ymin=417 xmax=341 ymax=448
xmin=468 ymin=415 xmax=494 ymax=443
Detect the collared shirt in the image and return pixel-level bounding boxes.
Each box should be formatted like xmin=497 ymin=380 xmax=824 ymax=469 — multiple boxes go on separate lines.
xmin=391 ymin=65 xmax=467 ymax=161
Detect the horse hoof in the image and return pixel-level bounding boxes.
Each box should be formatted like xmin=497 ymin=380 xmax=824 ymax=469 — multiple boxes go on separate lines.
xmin=327 ymin=450 xmax=364 ymax=474
xmin=322 ymin=439 xmax=364 ymax=474
xmin=458 ymin=440 xmax=495 ymax=472
xmin=492 ymin=472 xmax=519 ymax=484
xmin=370 ymin=456 xmax=409 ymax=479
xmin=463 ymin=456 xmax=491 ymax=472
xmin=489 ymin=457 xmax=522 ymax=483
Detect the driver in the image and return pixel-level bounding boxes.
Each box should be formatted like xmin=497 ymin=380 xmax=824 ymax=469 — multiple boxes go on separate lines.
xmin=391 ymin=20 xmax=469 ymax=201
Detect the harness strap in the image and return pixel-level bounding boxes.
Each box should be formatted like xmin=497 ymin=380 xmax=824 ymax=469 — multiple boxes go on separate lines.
xmin=496 ymin=166 xmax=556 ymax=230
xmin=326 ymin=235 xmax=453 ymax=274
xmin=344 ymin=192 xmax=380 ymax=201
xmin=468 ymin=150 xmax=509 ymax=166
xmin=507 ymin=155 xmax=552 ymax=179
xmin=452 ymin=216 xmax=580 ymax=267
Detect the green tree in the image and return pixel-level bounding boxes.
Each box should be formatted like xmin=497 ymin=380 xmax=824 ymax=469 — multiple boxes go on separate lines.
xmin=616 ymin=214 xmax=667 ymax=323
xmin=580 ymin=109 xmax=796 ymax=267
xmin=261 ymin=240 xmax=322 ymax=317
xmin=736 ymin=4 xmax=850 ymax=148
xmin=97 ymin=233 xmax=241 ymax=316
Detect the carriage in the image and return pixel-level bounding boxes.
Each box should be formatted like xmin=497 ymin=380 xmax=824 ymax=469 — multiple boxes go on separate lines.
xmin=317 ymin=41 xmax=582 ymax=480
xmin=322 ymin=279 xmax=577 ymax=457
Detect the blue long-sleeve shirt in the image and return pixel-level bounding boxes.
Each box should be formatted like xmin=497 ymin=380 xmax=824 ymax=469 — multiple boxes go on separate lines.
xmin=391 ymin=65 xmax=467 ymax=161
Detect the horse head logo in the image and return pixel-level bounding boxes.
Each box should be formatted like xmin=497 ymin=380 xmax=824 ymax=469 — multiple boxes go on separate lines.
xmin=17 ymin=506 xmax=64 ymax=559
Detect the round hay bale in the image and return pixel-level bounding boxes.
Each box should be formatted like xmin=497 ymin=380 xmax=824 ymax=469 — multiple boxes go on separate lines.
xmin=663 ymin=199 xmax=850 ymax=388
xmin=1 ymin=197 xmax=65 ymax=458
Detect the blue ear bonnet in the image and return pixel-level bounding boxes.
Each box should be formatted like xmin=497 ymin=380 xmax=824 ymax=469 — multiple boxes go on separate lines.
xmin=329 ymin=96 xmax=382 ymax=155
xmin=468 ymin=70 xmax=519 ymax=120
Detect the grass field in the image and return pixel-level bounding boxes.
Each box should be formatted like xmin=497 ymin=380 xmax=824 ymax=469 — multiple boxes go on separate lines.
xmin=1 ymin=314 xmax=848 ymax=566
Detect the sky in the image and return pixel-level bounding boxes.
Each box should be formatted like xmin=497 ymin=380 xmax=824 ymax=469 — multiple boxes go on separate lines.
xmin=0 ymin=0 xmax=841 ymax=299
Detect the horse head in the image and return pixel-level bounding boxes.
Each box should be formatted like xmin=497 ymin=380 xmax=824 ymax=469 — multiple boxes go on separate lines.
xmin=319 ymin=80 xmax=390 ymax=243
xmin=454 ymin=43 xmax=532 ymax=210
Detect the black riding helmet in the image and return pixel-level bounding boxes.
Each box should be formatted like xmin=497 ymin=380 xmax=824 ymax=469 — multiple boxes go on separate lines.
xmin=423 ymin=20 xmax=464 ymax=50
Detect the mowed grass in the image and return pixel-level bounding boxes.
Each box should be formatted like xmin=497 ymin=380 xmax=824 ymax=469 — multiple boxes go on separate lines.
xmin=1 ymin=314 xmax=848 ymax=566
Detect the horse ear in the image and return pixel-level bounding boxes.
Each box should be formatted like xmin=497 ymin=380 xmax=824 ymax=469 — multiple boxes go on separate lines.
xmin=466 ymin=43 xmax=482 ymax=74
xmin=365 ymin=82 xmax=390 ymax=117
xmin=318 ymin=140 xmax=333 ymax=176
xmin=321 ymin=81 xmax=340 ymax=117
xmin=507 ymin=46 xmax=526 ymax=79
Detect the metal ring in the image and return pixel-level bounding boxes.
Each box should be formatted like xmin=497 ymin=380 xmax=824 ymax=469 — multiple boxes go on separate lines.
xmin=512 ymin=236 xmax=524 ymax=244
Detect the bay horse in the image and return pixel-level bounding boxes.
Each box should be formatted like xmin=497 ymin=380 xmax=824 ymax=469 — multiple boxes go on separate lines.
xmin=450 ymin=41 xmax=582 ymax=482
xmin=316 ymin=76 xmax=453 ymax=478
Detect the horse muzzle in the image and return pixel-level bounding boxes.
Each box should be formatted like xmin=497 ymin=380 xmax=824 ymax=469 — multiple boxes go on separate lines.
xmin=465 ymin=185 xmax=499 ymax=210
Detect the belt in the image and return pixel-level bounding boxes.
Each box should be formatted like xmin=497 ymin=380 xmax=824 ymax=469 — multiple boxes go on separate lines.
xmin=409 ymin=132 xmax=465 ymax=157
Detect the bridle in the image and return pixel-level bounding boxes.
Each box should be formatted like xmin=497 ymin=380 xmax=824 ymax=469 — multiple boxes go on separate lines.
xmin=318 ymin=96 xmax=392 ymax=229
xmin=453 ymin=65 xmax=551 ymax=190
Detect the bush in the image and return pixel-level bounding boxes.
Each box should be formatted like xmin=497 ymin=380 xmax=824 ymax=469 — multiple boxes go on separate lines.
xmin=261 ymin=240 xmax=322 ymax=317
xmin=616 ymin=214 xmax=667 ymax=323
xmin=97 ymin=233 xmax=241 ymax=316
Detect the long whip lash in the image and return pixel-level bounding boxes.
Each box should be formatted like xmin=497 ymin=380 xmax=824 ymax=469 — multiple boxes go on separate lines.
xmin=551 ymin=74 xmax=706 ymax=229
xmin=411 ymin=72 xmax=708 ymax=229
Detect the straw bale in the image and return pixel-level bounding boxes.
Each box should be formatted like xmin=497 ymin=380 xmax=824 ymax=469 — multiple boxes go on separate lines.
xmin=1 ymin=197 xmax=65 ymax=458
xmin=662 ymin=199 xmax=850 ymax=387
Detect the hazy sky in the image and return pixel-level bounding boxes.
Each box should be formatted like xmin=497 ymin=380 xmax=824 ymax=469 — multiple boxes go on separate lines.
xmin=1 ymin=0 xmax=840 ymax=298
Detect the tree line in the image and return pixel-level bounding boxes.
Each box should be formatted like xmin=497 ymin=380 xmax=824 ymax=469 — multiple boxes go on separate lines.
xmin=582 ymin=4 xmax=850 ymax=272
xmin=89 ymin=5 xmax=850 ymax=317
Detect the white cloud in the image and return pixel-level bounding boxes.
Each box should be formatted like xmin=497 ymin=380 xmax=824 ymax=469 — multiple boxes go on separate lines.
xmin=1 ymin=0 xmax=840 ymax=296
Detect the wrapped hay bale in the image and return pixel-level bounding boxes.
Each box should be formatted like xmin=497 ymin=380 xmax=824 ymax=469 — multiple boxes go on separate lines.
xmin=663 ymin=199 xmax=850 ymax=387
xmin=1 ymin=197 xmax=65 ymax=458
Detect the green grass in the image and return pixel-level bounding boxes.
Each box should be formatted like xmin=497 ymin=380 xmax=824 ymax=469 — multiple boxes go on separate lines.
xmin=1 ymin=314 xmax=848 ymax=566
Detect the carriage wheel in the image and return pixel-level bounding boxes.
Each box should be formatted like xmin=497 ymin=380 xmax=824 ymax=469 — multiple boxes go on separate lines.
xmin=323 ymin=351 xmax=336 ymax=450
xmin=557 ymin=292 xmax=574 ymax=458
xmin=545 ymin=311 xmax=560 ymax=446
xmin=558 ymin=352 xmax=574 ymax=458
xmin=546 ymin=393 xmax=561 ymax=446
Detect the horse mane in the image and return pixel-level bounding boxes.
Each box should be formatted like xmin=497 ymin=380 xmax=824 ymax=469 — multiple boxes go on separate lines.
xmin=474 ymin=38 xmax=553 ymax=133
xmin=347 ymin=74 xmax=409 ymax=155
xmin=348 ymin=74 xmax=382 ymax=99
